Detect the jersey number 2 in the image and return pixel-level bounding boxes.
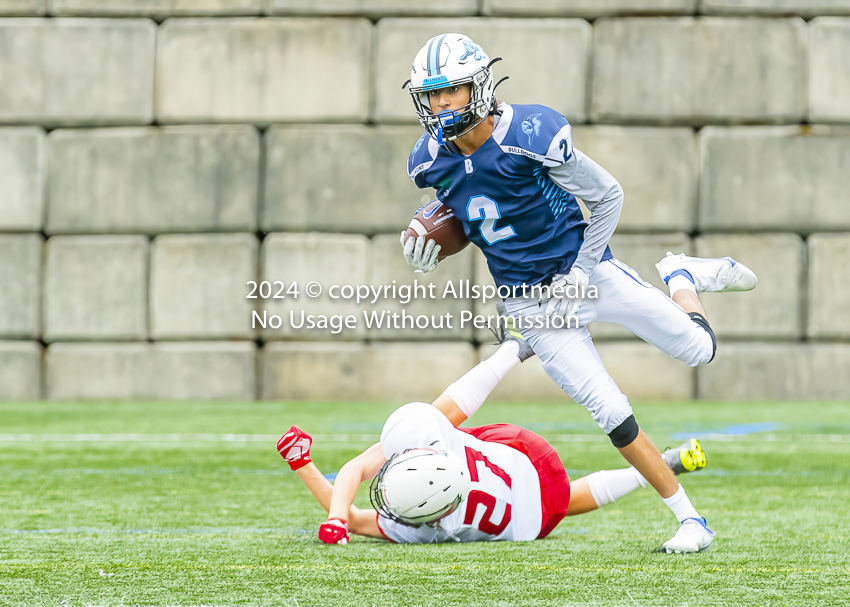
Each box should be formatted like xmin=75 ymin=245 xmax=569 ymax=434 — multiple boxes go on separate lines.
xmin=463 ymin=446 xmax=512 ymax=536
xmin=467 ymin=195 xmax=516 ymax=246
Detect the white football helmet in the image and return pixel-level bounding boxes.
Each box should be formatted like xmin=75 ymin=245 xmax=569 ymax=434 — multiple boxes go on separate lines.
xmin=370 ymin=447 xmax=470 ymax=527
xmin=405 ymin=33 xmax=503 ymax=144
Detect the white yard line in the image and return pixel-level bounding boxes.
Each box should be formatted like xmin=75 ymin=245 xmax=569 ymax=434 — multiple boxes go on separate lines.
xmin=0 ymin=433 xmax=379 ymax=443
xmin=672 ymin=433 xmax=850 ymax=443
xmin=0 ymin=432 xmax=848 ymax=444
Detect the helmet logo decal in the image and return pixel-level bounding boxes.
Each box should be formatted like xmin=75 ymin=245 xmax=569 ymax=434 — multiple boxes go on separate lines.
xmin=459 ymin=40 xmax=485 ymax=63
xmin=521 ymin=113 xmax=542 ymax=145
xmin=422 ymin=74 xmax=449 ymax=89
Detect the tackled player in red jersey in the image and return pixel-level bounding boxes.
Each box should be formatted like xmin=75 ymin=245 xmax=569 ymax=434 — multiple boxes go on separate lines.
xmin=278 ymin=326 xmax=707 ymax=550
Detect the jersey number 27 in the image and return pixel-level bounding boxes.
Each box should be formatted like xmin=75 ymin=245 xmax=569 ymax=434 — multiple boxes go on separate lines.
xmin=463 ymin=446 xmax=512 ymax=536
xmin=467 ymin=195 xmax=516 ymax=246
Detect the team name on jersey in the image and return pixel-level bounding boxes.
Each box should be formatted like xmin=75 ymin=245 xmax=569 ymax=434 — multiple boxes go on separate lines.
xmin=502 ymin=146 xmax=544 ymax=162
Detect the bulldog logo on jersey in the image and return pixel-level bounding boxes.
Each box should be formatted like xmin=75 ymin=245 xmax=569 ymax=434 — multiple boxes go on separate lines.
xmin=412 ymin=134 xmax=427 ymax=155
xmin=459 ymin=40 xmax=485 ymax=63
xmin=521 ymin=113 xmax=542 ymax=145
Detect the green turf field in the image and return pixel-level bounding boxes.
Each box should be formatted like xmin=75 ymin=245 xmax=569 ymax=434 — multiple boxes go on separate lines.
xmin=1 ymin=400 xmax=848 ymax=607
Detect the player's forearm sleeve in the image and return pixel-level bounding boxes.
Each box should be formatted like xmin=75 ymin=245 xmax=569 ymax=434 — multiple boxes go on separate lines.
xmin=547 ymin=149 xmax=624 ymax=277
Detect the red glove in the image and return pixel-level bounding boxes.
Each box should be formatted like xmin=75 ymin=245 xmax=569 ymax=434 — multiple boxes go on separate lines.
xmin=277 ymin=426 xmax=312 ymax=471
xmin=319 ymin=518 xmax=350 ymax=545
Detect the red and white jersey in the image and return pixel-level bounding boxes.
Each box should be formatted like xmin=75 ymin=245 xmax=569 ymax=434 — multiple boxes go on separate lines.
xmin=377 ymin=402 xmax=543 ymax=544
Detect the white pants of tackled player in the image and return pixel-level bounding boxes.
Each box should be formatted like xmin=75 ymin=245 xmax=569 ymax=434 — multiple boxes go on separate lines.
xmin=502 ymin=258 xmax=714 ymax=435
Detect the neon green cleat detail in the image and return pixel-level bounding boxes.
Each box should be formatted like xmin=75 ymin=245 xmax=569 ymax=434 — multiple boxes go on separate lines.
xmin=494 ymin=302 xmax=535 ymax=362
xmin=662 ymin=438 xmax=707 ymax=475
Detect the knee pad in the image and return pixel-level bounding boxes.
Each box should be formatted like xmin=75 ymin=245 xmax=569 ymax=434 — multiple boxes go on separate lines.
xmin=689 ymin=312 xmax=716 ymax=363
xmin=608 ymin=414 xmax=639 ymax=448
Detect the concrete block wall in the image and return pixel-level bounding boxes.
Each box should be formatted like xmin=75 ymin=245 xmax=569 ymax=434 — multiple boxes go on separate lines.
xmin=0 ymin=234 xmax=42 ymax=339
xmin=149 ymin=234 xmax=258 ymax=340
xmin=46 ymin=126 xmax=259 ymax=234
xmin=43 ymin=235 xmax=148 ymax=341
xmin=592 ymin=18 xmax=808 ymax=125
xmin=0 ymin=341 xmax=42 ymax=401
xmin=262 ymin=125 xmax=424 ymax=234
xmin=571 ymin=127 xmax=698 ymax=231
xmin=2 ymin=6 xmax=849 ymax=403
xmin=45 ymin=342 xmax=256 ymax=400
xmin=260 ymin=233 xmax=370 ymax=341
xmin=0 ymin=128 xmax=45 ymax=230
xmin=156 ymin=18 xmax=372 ymax=123
xmin=0 ymin=20 xmax=155 ymax=125
xmin=699 ymin=127 xmax=850 ymax=232
xmin=810 ymin=19 xmax=850 ymax=122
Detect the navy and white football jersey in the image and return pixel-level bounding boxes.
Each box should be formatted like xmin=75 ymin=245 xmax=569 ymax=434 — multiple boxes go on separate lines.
xmin=407 ymin=102 xmax=612 ymax=288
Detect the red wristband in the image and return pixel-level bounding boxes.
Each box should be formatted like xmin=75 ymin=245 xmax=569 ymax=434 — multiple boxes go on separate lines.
xmin=319 ymin=517 xmax=350 ymax=545
xmin=288 ymin=455 xmax=312 ymax=471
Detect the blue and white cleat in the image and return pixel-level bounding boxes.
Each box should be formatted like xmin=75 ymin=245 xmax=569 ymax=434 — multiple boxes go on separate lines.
xmin=656 ymin=252 xmax=757 ymax=293
xmin=662 ymin=439 xmax=707 ymax=476
xmin=662 ymin=517 xmax=716 ymax=554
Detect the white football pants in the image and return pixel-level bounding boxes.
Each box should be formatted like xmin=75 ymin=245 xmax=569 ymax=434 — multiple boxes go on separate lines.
xmin=502 ymin=258 xmax=714 ymax=434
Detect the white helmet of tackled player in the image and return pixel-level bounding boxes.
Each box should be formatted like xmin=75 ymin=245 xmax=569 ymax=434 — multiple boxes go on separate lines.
xmin=369 ymin=447 xmax=470 ymax=526
xmin=405 ymin=33 xmax=501 ymax=145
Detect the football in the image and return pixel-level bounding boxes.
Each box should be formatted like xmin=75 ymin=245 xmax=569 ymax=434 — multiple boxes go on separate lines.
xmin=405 ymin=199 xmax=470 ymax=260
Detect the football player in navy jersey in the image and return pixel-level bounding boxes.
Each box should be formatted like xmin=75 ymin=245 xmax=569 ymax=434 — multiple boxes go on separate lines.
xmin=398 ymin=33 xmax=758 ymax=553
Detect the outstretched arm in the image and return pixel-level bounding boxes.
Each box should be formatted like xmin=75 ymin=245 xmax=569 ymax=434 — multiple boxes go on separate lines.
xmin=278 ymin=427 xmax=383 ymax=540
xmin=326 ymin=443 xmax=387 ymax=538
xmin=295 ymin=462 xmax=333 ymax=511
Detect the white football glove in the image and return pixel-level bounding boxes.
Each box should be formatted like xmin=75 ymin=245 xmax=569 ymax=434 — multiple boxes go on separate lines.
xmin=400 ymin=232 xmax=441 ymax=274
xmin=539 ymin=267 xmax=590 ymax=322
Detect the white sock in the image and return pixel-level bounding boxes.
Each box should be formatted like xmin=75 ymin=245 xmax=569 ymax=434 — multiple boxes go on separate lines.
xmin=662 ymin=484 xmax=700 ymax=523
xmin=442 ymin=341 xmax=520 ymax=418
xmin=667 ymin=270 xmax=697 ymax=298
xmin=585 ymin=467 xmax=648 ymax=508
